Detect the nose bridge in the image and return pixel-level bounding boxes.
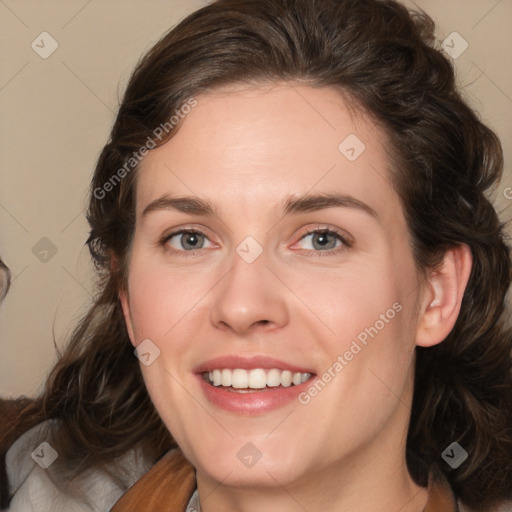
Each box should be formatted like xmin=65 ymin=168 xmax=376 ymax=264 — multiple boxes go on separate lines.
xmin=209 ymin=238 xmax=289 ymax=334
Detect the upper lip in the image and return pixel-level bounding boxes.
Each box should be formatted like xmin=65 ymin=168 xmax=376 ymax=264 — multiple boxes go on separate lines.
xmin=193 ymin=355 xmax=315 ymax=374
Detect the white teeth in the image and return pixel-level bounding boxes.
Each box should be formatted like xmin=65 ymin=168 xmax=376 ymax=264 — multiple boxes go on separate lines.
xmin=205 ymin=368 xmax=312 ymax=389
xmin=281 ymin=370 xmax=292 ymax=387
xmin=248 ymin=368 xmax=267 ymax=389
xmin=266 ymin=368 xmax=281 ymax=387
xmin=232 ymin=369 xmax=248 ymax=389
xmin=221 ymin=369 xmax=232 ymax=387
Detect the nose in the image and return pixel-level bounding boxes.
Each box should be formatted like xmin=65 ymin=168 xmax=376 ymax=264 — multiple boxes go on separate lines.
xmin=209 ymin=245 xmax=289 ymax=336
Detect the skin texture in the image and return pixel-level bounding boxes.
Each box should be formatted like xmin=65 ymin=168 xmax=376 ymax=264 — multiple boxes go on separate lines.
xmin=120 ymin=82 xmax=472 ymax=512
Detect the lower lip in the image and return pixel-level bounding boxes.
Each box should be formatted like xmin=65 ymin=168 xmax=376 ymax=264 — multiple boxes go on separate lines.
xmin=196 ymin=375 xmax=314 ymax=415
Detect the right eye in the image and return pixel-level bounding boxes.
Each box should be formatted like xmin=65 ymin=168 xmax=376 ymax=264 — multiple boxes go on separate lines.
xmin=162 ymin=229 xmax=215 ymax=254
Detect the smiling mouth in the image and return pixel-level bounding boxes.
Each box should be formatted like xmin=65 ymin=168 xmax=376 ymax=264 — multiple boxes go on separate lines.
xmin=202 ymin=368 xmax=313 ymax=392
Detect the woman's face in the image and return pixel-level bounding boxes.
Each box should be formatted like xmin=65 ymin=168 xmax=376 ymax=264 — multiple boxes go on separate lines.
xmin=121 ymin=83 xmax=426 ymax=490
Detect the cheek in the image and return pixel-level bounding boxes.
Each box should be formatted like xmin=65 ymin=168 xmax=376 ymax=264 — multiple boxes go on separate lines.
xmin=306 ymin=256 xmax=419 ymax=389
xmin=290 ymin=262 xmax=405 ymax=343
xmin=124 ymin=264 xmax=209 ymax=421
xmin=127 ymin=263 xmax=184 ymax=332
xmin=125 ymin=261 xmax=213 ymax=355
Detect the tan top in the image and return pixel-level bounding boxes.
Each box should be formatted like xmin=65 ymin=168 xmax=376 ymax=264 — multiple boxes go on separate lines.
xmin=111 ymin=449 xmax=459 ymax=512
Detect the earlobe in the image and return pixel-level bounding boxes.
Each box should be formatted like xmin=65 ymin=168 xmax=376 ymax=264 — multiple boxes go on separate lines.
xmin=119 ymin=288 xmax=136 ymax=347
xmin=416 ymin=244 xmax=472 ymax=348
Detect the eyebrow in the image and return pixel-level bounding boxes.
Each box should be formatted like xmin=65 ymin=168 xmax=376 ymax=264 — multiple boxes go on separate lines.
xmin=283 ymin=193 xmax=378 ymax=220
xmin=142 ymin=193 xmax=379 ymax=221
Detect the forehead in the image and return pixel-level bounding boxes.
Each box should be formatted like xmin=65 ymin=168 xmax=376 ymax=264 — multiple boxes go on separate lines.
xmin=135 ymin=82 xmax=403 ymax=226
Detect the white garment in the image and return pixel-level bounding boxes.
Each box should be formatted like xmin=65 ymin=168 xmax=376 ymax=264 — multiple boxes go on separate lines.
xmin=185 ymin=490 xmax=200 ymax=512
xmin=4 ymin=421 xmax=152 ymax=512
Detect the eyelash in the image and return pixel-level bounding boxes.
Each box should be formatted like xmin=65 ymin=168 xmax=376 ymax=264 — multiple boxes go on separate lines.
xmin=159 ymin=226 xmax=352 ymax=258
xmin=295 ymin=227 xmax=352 ymax=257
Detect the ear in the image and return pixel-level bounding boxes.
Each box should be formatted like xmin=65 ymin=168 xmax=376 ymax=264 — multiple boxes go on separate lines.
xmin=415 ymin=244 xmax=472 ymax=348
xmin=119 ymin=287 xmax=136 ymax=347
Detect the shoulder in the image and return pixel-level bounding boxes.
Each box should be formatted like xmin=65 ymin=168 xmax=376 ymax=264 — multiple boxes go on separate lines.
xmin=5 ymin=420 xmax=153 ymax=512
xmin=110 ymin=448 xmax=196 ymax=512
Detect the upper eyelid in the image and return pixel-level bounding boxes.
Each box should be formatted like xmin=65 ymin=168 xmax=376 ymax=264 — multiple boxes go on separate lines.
xmin=297 ymin=226 xmax=351 ymax=241
xmin=161 ymin=225 xmax=216 ymax=241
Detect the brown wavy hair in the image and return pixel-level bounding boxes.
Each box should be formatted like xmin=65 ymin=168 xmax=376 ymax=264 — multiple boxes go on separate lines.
xmin=2 ymin=0 xmax=512 ymax=510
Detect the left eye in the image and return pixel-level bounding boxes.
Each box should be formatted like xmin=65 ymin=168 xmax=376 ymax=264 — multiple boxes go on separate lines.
xmin=165 ymin=230 xmax=214 ymax=251
xmin=296 ymin=230 xmax=346 ymax=251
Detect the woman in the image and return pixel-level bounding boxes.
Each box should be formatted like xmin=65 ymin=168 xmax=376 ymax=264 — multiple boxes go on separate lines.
xmin=2 ymin=0 xmax=511 ymax=511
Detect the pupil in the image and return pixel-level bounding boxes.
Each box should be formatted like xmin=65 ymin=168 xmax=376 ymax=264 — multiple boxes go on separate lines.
xmin=183 ymin=233 xmax=200 ymax=249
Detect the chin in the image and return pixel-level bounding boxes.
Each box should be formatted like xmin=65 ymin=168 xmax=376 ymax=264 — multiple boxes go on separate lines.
xmin=184 ymin=432 xmax=312 ymax=488
xmin=197 ymin=455 xmax=306 ymax=489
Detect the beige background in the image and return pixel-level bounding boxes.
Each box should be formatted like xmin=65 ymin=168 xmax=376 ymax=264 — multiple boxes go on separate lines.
xmin=0 ymin=0 xmax=511 ymax=398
